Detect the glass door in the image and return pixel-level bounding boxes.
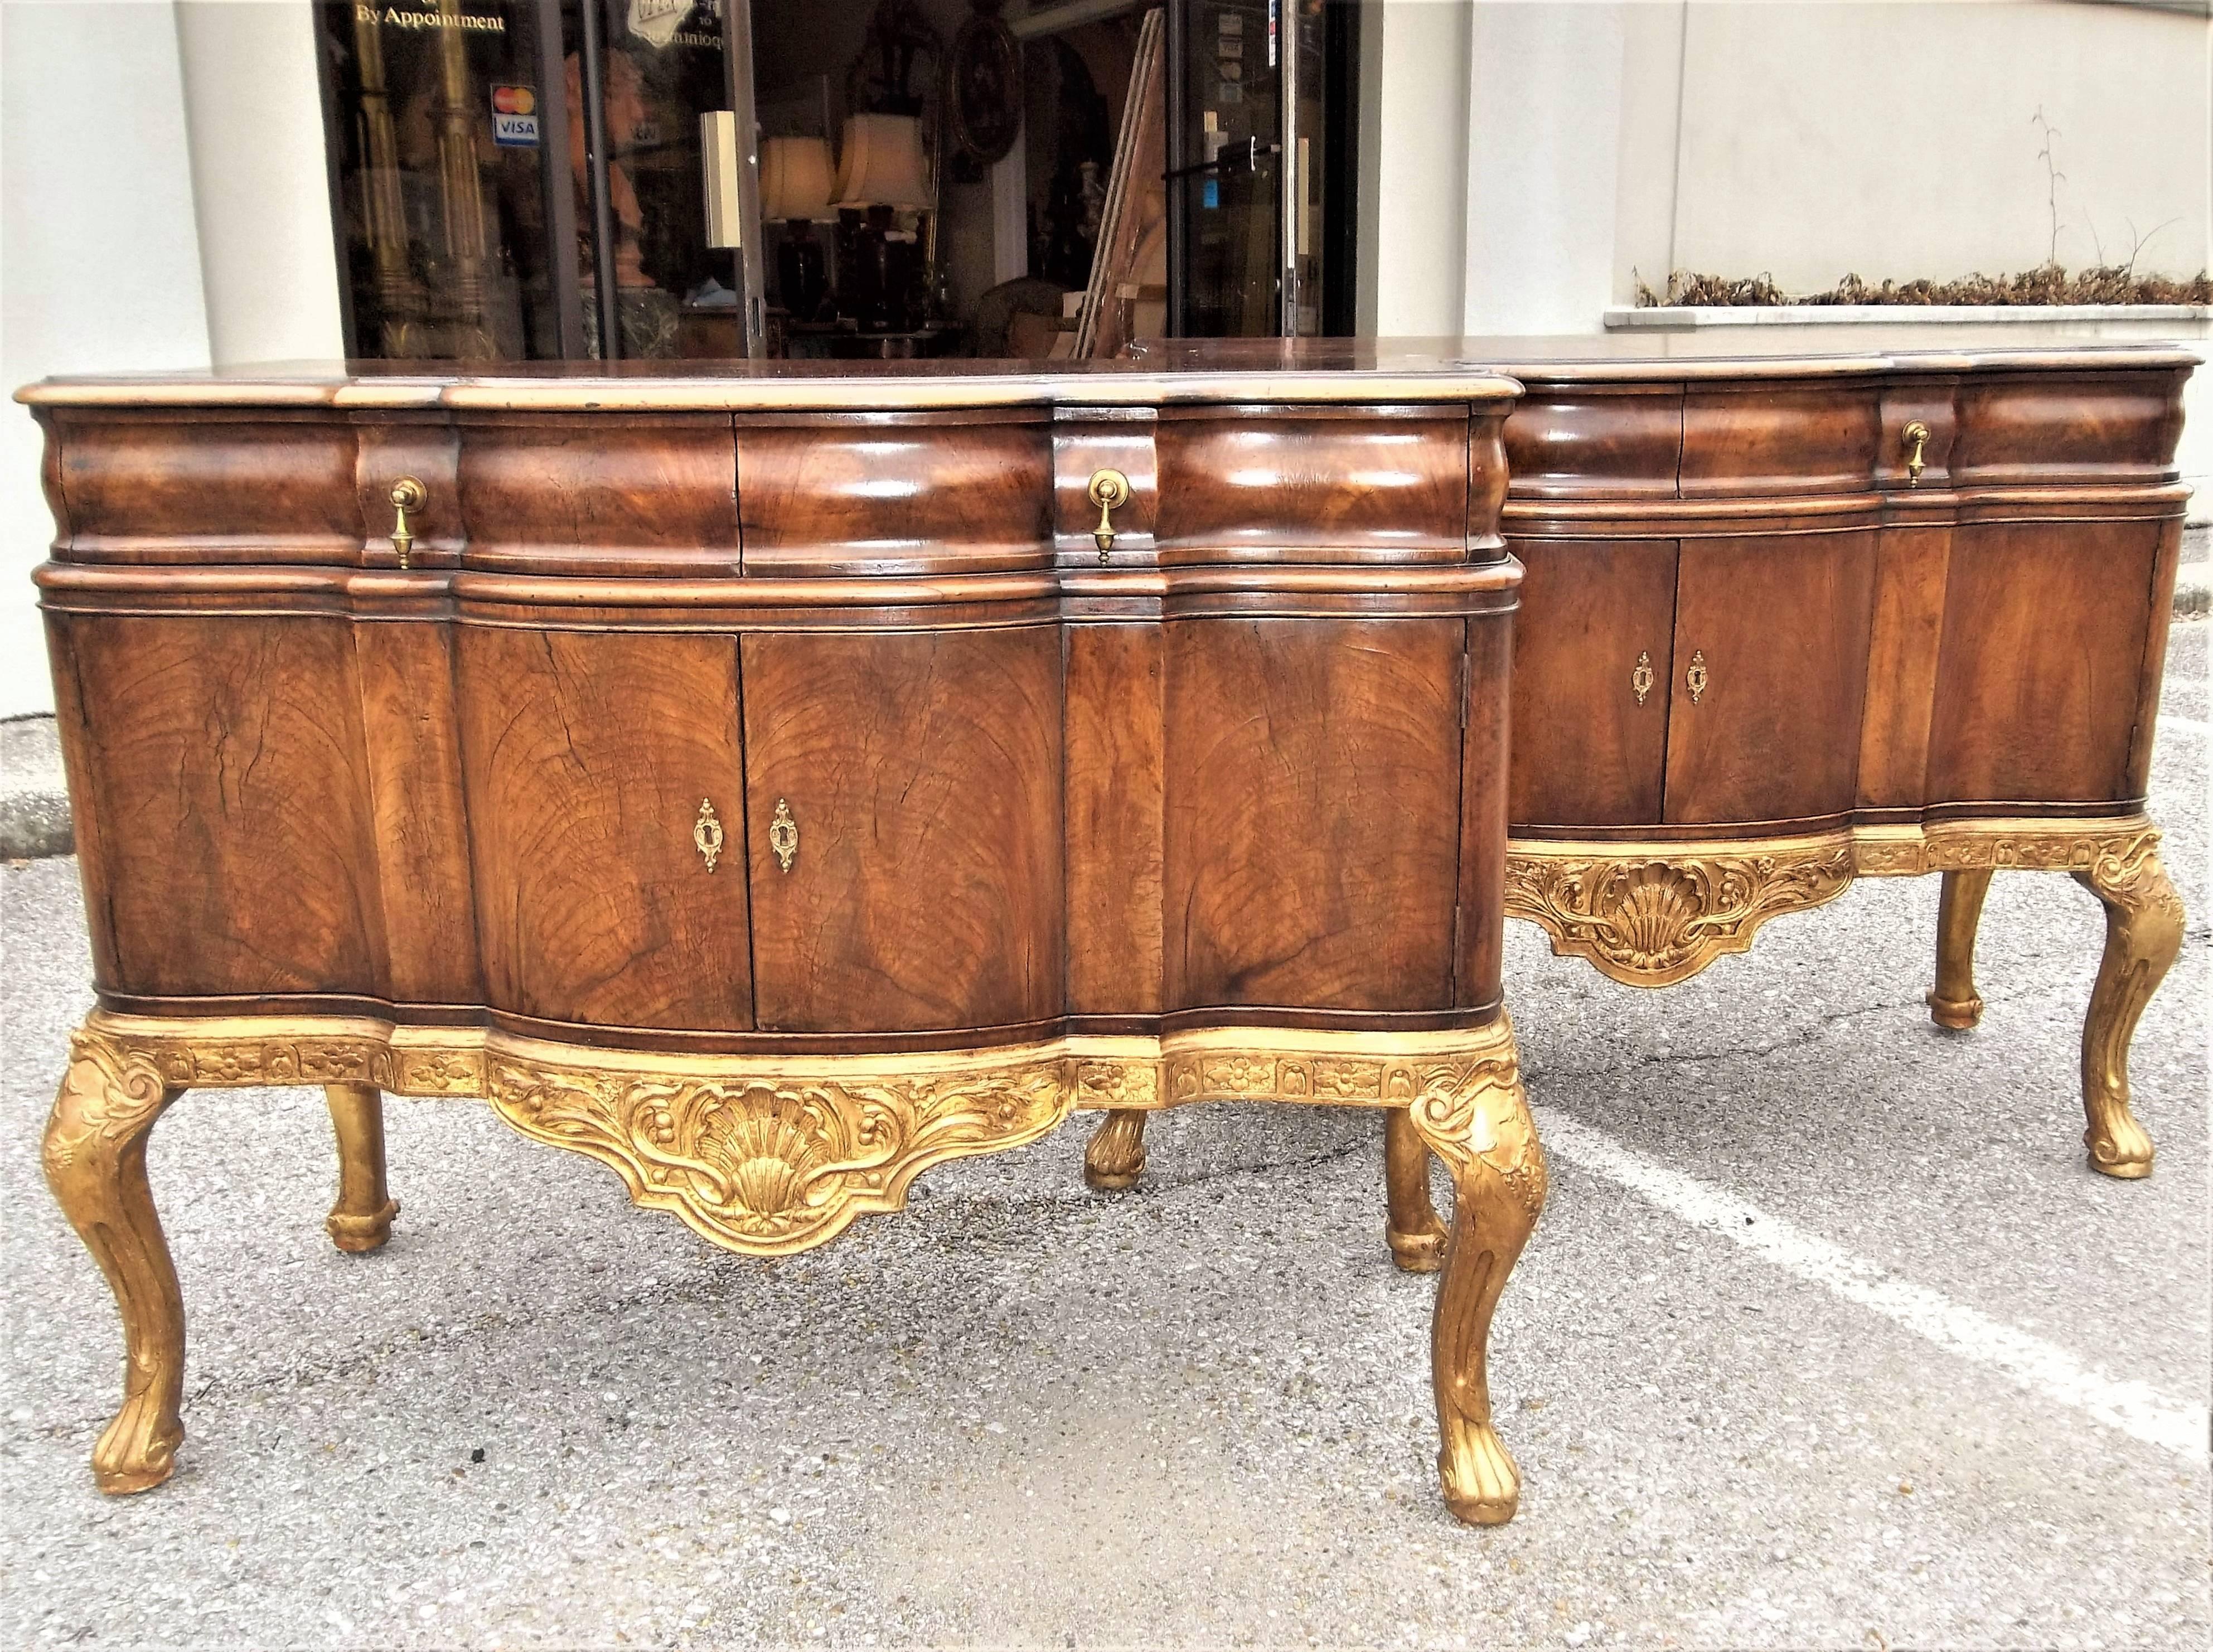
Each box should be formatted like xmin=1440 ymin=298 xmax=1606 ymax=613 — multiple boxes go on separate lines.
xmin=316 ymin=0 xmax=762 ymax=361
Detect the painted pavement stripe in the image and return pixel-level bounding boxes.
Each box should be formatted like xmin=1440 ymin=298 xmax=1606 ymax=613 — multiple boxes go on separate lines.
xmin=1537 ymin=1110 xmax=2208 ymax=1464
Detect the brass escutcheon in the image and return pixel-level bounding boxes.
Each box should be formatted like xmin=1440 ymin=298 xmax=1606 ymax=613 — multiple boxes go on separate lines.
xmin=388 ymin=476 xmax=427 ymax=569
xmin=1901 ymin=420 xmax=1930 ymax=487
xmin=693 ymin=798 xmax=724 ymax=873
xmin=1631 ymin=650 xmax=1654 ymax=706
xmin=1086 ymin=468 xmax=1131 ymax=563
xmin=769 ymin=798 xmax=798 ymax=873
xmin=1686 ymin=649 xmax=1708 ymax=704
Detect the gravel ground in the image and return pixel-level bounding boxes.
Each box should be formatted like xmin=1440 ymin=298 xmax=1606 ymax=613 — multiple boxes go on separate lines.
xmin=1 ymin=621 xmax=2205 ymax=1651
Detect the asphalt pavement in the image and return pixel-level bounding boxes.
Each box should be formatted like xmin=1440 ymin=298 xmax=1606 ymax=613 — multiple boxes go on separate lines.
xmin=2 ymin=621 xmax=2205 ymax=1651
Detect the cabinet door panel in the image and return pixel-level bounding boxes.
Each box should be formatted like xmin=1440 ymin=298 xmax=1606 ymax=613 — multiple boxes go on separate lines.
xmin=743 ymin=628 xmax=1063 ymax=1033
xmin=457 ymin=629 xmax=752 ymax=1030
xmin=1925 ymin=520 xmax=2158 ymax=803
xmin=1663 ymin=533 xmax=1878 ymax=826
xmin=51 ymin=613 xmax=384 ymax=999
xmin=1507 ymin=538 xmax=1676 ymax=827
xmin=1164 ymin=618 xmax=1464 ymax=1012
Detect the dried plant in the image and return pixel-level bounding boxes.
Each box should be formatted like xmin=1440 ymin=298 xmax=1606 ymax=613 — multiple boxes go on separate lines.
xmin=1633 ymin=264 xmax=2211 ymax=309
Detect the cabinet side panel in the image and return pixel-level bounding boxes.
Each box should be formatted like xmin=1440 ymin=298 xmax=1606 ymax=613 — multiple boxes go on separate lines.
xmin=354 ymin=621 xmax=483 ymax=1005
xmin=1856 ymin=523 xmax=1953 ymax=809
xmin=1457 ymin=609 xmax=1510 ymax=1015
xmin=1164 ymin=617 xmax=1463 ymax=1013
xmin=1925 ymin=520 xmax=2158 ymax=805
xmin=1505 ymin=538 xmax=1675 ymax=829
xmin=456 ymin=628 xmax=753 ymax=1030
xmin=1067 ymin=624 xmax=1165 ymax=1015
xmin=743 ymin=628 xmax=1065 ymax=1034
xmin=51 ymin=613 xmax=387 ymax=999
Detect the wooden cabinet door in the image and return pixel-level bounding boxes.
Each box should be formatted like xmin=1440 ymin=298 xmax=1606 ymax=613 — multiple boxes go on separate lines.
xmin=742 ymin=628 xmax=1064 ymax=1033
xmin=1163 ymin=617 xmax=1466 ymax=1013
xmin=1507 ymin=538 xmax=1677 ymax=827
xmin=456 ymin=629 xmax=753 ymax=1030
xmin=1662 ymin=532 xmax=1880 ymax=826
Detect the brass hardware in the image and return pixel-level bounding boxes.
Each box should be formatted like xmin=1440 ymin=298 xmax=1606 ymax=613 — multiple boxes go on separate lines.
xmin=388 ymin=476 xmax=427 ymax=569
xmin=1901 ymin=420 xmax=1930 ymax=487
xmin=1630 ymin=651 xmax=1654 ymax=706
xmin=1686 ymin=649 xmax=1708 ymax=704
xmin=769 ymin=798 xmax=798 ymax=872
xmin=693 ymin=798 xmax=724 ymax=872
xmin=1086 ymin=468 xmax=1131 ymax=563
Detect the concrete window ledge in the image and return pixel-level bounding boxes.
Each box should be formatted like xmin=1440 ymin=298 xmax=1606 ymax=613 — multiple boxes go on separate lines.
xmin=1604 ymin=304 xmax=2212 ymax=328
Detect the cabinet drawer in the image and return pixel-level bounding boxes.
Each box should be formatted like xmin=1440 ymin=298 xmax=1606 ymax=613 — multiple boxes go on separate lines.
xmin=1152 ymin=405 xmax=1473 ymax=563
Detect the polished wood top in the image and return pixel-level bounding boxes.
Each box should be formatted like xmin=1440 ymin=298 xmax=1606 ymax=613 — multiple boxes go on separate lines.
xmin=17 ymin=336 xmax=2195 ymax=410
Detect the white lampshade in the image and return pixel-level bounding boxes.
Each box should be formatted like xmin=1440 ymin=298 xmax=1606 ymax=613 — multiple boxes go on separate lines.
xmin=759 ymin=135 xmax=836 ymax=222
xmin=833 ymin=113 xmax=932 ymax=210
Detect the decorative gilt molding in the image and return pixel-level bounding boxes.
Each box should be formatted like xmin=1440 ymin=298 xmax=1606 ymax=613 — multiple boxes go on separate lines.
xmin=72 ymin=1014 xmax=1528 ymax=1258
xmin=1507 ymin=816 xmax=2161 ymax=987
xmin=487 ymin=1054 xmax=1073 ymax=1255
xmin=1504 ymin=844 xmax=1854 ymax=987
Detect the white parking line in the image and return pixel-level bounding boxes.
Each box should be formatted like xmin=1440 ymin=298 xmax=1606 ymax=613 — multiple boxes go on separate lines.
xmin=1538 ymin=1111 xmax=2209 ymax=1464
xmin=2158 ymin=715 xmax=2207 ymax=736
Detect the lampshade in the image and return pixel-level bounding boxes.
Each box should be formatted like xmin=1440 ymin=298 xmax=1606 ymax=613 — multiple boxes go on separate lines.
xmin=833 ymin=113 xmax=932 ymax=210
xmin=759 ymin=135 xmax=836 ymax=222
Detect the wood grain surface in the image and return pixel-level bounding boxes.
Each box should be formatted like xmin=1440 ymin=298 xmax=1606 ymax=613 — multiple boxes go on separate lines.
xmin=49 ymin=614 xmax=385 ymax=997
xmin=1925 ymin=519 xmax=2160 ymax=804
xmin=742 ymin=627 xmax=1064 ymax=1032
xmin=1508 ymin=537 xmax=1677 ymax=828
xmin=457 ymin=628 xmax=753 ymax=1029
xmin=1163 ymin=617 xmax=1464 ymax=1012
xmin=1663 ymin=532 xmax=1879 ymax=825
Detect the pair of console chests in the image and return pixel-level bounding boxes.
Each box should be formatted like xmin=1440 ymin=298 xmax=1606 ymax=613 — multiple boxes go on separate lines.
xmin=24 ymin=342 xmax=2189 ymax=1524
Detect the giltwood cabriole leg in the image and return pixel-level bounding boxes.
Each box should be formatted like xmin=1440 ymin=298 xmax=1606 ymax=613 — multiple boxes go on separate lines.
xmin=1927 ymin=867 xmax=1994 ymax=1029
xmin=1084 ymin=1107 xmax=1149 ymax=1190
xmin=1406 ymin=1026 xmax=1545 ymax=1525
xmin=323 ymin=1082 xmax=400 ymax=1252
xmin=41 ymin=1029 xmax=187 ymax=1494
xmin=1383 ymin=1107 xmax=1447 ymax=1273
xmin=2075 ymin=840 xmax=2185 ymax=1179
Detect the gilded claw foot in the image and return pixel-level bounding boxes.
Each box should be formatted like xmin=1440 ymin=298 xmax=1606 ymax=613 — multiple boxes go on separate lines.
xmin=1927 ymin=868 xmax=1993 ymax=1030
xmin=1384 ymin=1108 xmax=1447 ymax=1273
xmin=1405 ymin=1018 xmax=1544 ymax=1526
xmin=324 ymin=1083 xmax=399 ymax=1252
xmin=1084 ymin=1108 xmax=1149 ymax=1190
xmin=2076 ymin=840 xmax=2184 ymax=1180
xmin=42 ymin=1030 xmax=187 ymax=1494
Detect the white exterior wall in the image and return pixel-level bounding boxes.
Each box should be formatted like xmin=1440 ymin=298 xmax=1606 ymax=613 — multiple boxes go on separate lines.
xmin=175 ymin=1 xmax=348 ymax=367
xmin=2 ymin=3 xmax=213 ymax=719
xmin=1369 ymin=0 xmax=2212 ymax=513
xmin=0 ymin=1 xmax=342 ymax=719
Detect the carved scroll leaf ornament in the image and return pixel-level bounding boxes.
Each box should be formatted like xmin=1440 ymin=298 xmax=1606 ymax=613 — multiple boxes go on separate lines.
xmin=488 ymin=1056 xmax=1072 ymax=1255
xmin=1505 ymin=847 xmax=1854 ymax=987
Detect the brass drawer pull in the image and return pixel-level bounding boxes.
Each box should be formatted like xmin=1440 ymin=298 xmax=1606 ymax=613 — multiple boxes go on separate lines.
xmin=1686 ymin=650 xmax=1708 ymax=704
xmin=1902 ymin=421 xmax=1930 ymax=486
xmin=1631 ymin=651 xmax=1654 ymax=706
xmin=769 ymin=798 xmax=798 ymax=872
xmin=388 ymin=476 xmax=427 ymax=569
xmin=1086 ymin=468 xmax=1130 ymax=563
xmin=693 ymin=798 xmax=724 ymax=872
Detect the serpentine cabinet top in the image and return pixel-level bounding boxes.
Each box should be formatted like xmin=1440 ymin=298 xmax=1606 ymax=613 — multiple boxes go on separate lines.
xmin=20 ymin=333 xmax=2199 ymax=408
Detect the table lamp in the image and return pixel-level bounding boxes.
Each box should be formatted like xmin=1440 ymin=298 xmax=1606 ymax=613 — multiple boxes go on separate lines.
xmin=834 ymin=113 xmax=932 ymax=330
xmin=761 ymin=135 xmax=837 ymax=320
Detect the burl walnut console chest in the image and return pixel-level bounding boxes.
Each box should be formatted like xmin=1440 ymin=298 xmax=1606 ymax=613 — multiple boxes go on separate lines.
xmin=23 ymin=340 xmax=2191 ymax=1528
